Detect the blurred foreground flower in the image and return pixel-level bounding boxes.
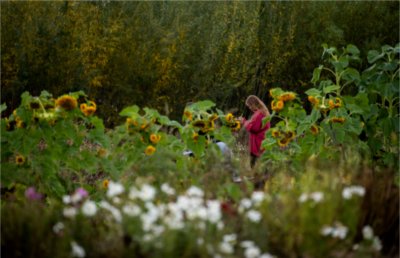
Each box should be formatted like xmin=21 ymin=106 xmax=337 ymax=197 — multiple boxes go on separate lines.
xmin=25 ymin=187 xmax=43 ymax=200
xmin=71 ymin=241 xmax=86 ymax=258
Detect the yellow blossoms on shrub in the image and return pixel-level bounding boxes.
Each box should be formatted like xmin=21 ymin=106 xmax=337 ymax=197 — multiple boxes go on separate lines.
xmin=328 ymin=99 xmax=335 ymax=110
xmin=192 ymin=132 xmax=199 ymax=142
xmin=150 ymin=134 xmax=161 ymax=144
xmin=285 ymin=130 xmax=296 ymax=141
xmin=80 ymin=101 xmax=97 ymax=116
xmin=15 ymin=154 xmax=26 ymax=165
xmin=55 ymin=95 xmax=78 ymax=110
xmin=145 ymin=145 xmax=156 ymax=155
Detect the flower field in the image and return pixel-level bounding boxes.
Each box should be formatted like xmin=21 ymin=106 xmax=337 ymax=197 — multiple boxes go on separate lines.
xmin=1 ymin=44 xmax=399 ymax=258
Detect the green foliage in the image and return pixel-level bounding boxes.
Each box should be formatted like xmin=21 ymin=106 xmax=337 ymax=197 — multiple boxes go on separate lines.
xmin=1 ymin=2 xmax=398 ymax=125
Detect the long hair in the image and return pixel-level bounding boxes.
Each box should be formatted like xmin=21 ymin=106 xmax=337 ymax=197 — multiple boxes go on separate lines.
xmin=245 ymin=95 xmax=270 ymax=116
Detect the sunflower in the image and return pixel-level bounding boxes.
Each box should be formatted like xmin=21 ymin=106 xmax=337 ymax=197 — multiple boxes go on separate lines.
xmin=183 ymin=110 xmax=193 ymax=121
xmin=277 ymin=137 xmax=290 ymax=147
xmin=334 ymin=97 xmax=342 ymax=108
xmin=330 ymin=117 xmax=345 ymax=124
xmin=328 ymin=99 xmax=335 ymax=110
xmin=80 ymin=101 xmax=97 ymax=116
xmin=310 ymin=124 xmax=319 ymax=135
xmin=285 ymin=130 xmax=296 ymax=141
xmin=15 ymin=154 xmax=26 ymax=165
xmin=145 ymin=145 xmax=156 ymax=155
xmin=16 ymin=119 xmax=25 ymax=129
xmin=225 ymin=113 xmax=234 ymax=122
xmin=276 ymin=100 xmax=284 ymax=110
xmin=209 ymin=113 xmax=218 ymax=122
xmin=279 ymin=93 xmax=296 ymax=102
xmin=55 ymin=95 xmax=78 ymax=110
xmin=231 ymin=120 xmax=241 ymax=131
xmin=271 ymin=129 xmax=280 ymax=138
xmin=308 ymin=96 xmax=320 ymax=105
xmin=102 ymin=179 xmax=109 ymax=189
xmin=150 ymin=133 xmax=161 ymax=144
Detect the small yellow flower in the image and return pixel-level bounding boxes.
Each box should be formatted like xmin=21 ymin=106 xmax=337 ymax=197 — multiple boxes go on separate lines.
xmin=55 ymin=95 xmax=78 ymax=110
xmin=310 ymin=124 xmax=319 ymax=135
xmin=225 ymin=113 xmax=234 ymax=122
xmin=192 ymin=132 xmax=199 ymax=142
xmin=145 ymin=145 xmax=156 ymax=155
xmin=16 ymin=120 xmax=25 ymax=128
xmin=150 ymin=133 xmax=161 ymax=144
xmin=15 ymin=154 xmax=26 ymax=165
xmin=102 ymin=179 xmax=109 ymax=189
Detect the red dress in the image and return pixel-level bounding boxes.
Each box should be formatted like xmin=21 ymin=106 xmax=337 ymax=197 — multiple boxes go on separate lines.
xmin=243 ymin=110 xmax=270 ymax=157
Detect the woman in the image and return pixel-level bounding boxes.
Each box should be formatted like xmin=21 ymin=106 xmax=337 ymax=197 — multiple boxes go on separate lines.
xmin=240 ymin=95 xmax=271 ymax=168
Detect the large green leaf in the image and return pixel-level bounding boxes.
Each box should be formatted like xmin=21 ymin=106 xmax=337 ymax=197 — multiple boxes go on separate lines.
xmin=119 ymin=105 xmax=140 ymax=117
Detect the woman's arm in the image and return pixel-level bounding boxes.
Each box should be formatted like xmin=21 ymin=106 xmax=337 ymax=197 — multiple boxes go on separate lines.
xmin=244 ymin=112 xmax=265 ymax=133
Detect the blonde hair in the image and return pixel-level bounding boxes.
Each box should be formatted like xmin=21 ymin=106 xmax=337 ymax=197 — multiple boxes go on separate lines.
xmin=245 ymin=95 xmax=270 ymax=116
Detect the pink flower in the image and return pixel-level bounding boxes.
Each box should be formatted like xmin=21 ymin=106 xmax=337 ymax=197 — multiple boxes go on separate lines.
xmin=25 ymin=187 xmax=43 ymax=200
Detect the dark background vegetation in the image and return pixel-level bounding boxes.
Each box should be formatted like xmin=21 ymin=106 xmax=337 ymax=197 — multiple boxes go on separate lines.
xmin=2 ymin=1 xmax=399 ymax=126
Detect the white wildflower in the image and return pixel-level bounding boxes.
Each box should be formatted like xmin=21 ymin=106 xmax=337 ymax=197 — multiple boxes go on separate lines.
xmin=52 ymin=222 xmax=64 ymax=234
xmin=223 ymin=234 xmax=237 ymax=243
xmin=260 ymin=253 xmax=275 ymax=258
xmin=342 ymin=185 xmax=365 ymax=199
xmin=138 ymin=184 xmax=156 ymax=202
xmin=320 ymin=226 xmax=333 ymax=236
xmin=299 ymin=193 xmax=308 ymax=203
xmin=244 ymin=246 xmax=261 ymax=258
xmin=81 ymin=200 xmax=97 ymax=217
xmin=161 ymin=183 xmax=175 ymax=195
xmin=63 ymin=207 xmax=77 ymax=218
xmin=100 ymin=201 xmax=122 ymax=223
xmin=186 ymin=186 xmax=204 ymax=197
xmin=206 ymin=200 xmax=222 ymax=223
xmin=240 ymin=240 xmax=255 ymax=249
xmin=219 ymin=242 xmax=234 ymax=254
xmin=107 ymin=181 xmax=124 ymax=198
xmin=239 ymin=198 xmax=252 ymax=213
xmin=71 ymin=241 xmax=86 ymax=258
xmin=331 ymin=224 xmax=348 ymax=239
xmin=122 ymin=204 xmax=141 ymax=217
xmin=362 ymin=225 xmax=374 ymax=240
xmin=372 ymin=236 xmax=382 ymax=251
xmin=251 ymin=191 xmax=265 ymax=206
xmin=63 ymin=195 xmax=71 ymax=204
xmin=310 ymin=192 xmax=324 ymax=203
xmin=247 ymin=210 xmax=262 ymax=223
